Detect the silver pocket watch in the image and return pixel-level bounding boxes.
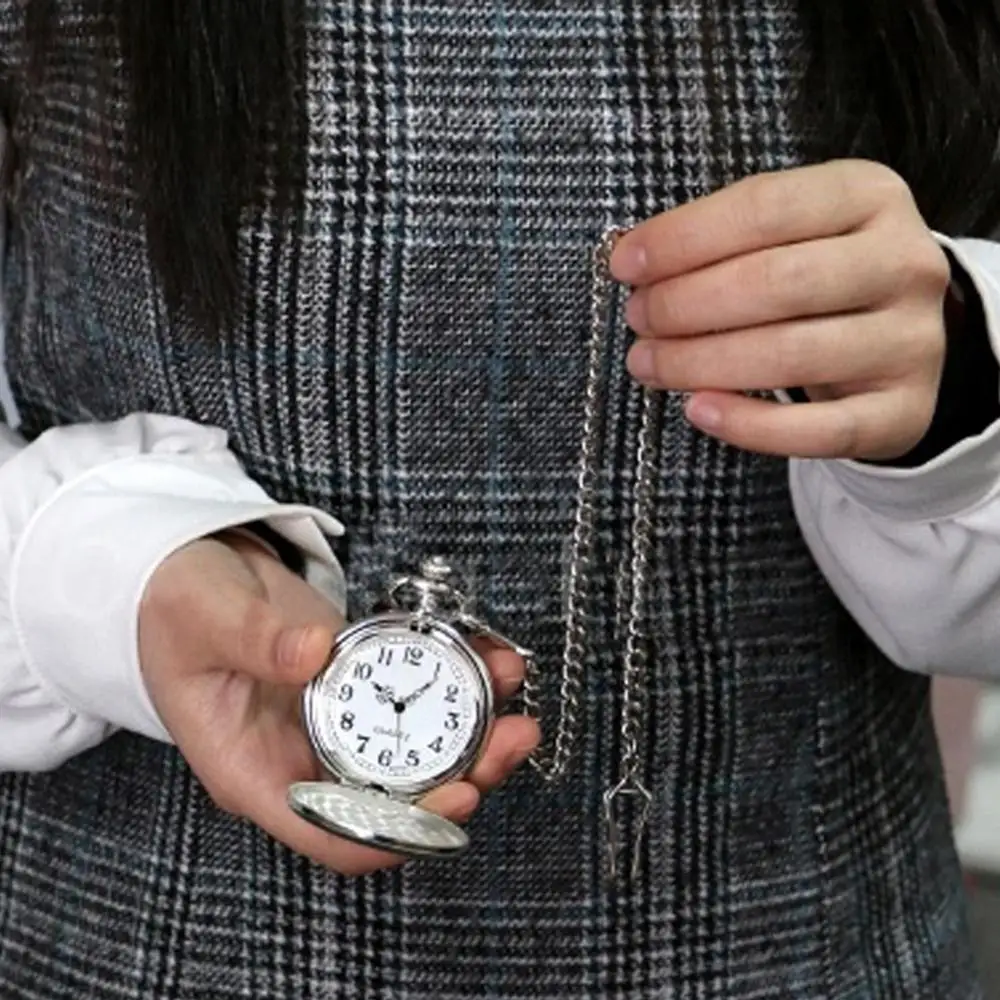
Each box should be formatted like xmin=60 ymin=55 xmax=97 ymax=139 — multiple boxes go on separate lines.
xmin=288 ymin=556 xmax=532 ymax=858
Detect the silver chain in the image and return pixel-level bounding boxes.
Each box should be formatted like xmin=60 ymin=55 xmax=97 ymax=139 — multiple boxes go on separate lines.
xmin=523 ymin=227 xmax=663 ymax=882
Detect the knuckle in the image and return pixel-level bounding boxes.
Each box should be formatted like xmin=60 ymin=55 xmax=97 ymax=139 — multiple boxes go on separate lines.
xmin=879 ymin=248 xmax=914 ymax=295
xmin=756 ymin=247 xmax=806 ymax=302
xmin=668 ymin=218 xmax=705 ymax=272
xmin=772 ymin=325 xmax=818 ymax=385
xmin=647 ymin=281 xmax=689 ymax=334
xmin=909 ymin=316 xmax=946 ymax=371
xmin=825 ymin=160 xmax=857 ymax=207
xmin=885 ymin=237 xmax=950 ymax=301
xmin=911 ymin=240 xmax=951 ymax=293
xmin=860 ymin=161 xmax=912 ymax=207
xmin=830 ymin=406 xmax=864 ymax=459
xmin=666 ymin=346 xmax=700 ymax=390
xmin=734 ymin=173 xmax=784 ymax=243
xmin=651 ymin=345 xmax=677 ymax=388
xmin=749 ymin=248 xmax=817 ymax=315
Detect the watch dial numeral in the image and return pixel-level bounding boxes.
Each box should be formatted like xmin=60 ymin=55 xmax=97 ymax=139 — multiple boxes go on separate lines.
xmin=406 ymin=750 xmax=420 ymax=767
xmin=444 ymin=684 xmax=459 ymax=703
xmin=340 ymin=712 xmax=355 ymax=731
xmin=357 ymin=735 xmax=371 ymax=754
xmin=338 ymin=684 xmax=353 ymax=702
xmin=354 ymin=662 xmax=373 ymax=681
xmin=378 ymin=749 xmax=393 ymax=767
xmin=429 ymin=736 xmax=444 ymax=754
xmin=444 ymin=712 xmax=460 ymax=731
xmin=378 ymin=648 xmax=393 ymax=666
xmin=404 ymin=646 xmax=424 ymax=664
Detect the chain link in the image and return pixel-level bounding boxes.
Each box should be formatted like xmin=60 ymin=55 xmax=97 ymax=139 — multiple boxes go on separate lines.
xmin=523 ymin=227 xmax=626 ymax=782
xmin=604 ymin=385 xmax=660 ymax=881
xmin=618 ymin=388 xmax=661 ymax=782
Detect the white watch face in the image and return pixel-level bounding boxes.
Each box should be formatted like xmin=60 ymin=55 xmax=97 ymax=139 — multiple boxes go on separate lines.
xmin=306 ymin=618 xmax=492 ymax=795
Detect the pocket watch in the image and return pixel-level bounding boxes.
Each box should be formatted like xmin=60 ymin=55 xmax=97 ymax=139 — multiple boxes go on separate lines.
xmin=287 ymin=556 xmax=532 ymax=858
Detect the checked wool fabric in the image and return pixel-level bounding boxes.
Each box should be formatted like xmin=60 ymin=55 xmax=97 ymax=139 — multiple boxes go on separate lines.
xmin=0 ymin=1 xmax=983 ymax=998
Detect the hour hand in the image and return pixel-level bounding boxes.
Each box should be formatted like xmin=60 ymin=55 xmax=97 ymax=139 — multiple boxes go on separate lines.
xmin=371 ymin=681 xmax=397 ymax=705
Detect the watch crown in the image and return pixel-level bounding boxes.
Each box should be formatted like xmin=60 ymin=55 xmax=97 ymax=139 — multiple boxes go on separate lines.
xmin=419 ymin=555 xmax=455 ymax=583
xmin=387 ymin=555 xmax=468 ymax=618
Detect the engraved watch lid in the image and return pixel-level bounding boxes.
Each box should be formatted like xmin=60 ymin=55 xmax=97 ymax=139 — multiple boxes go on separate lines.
xmin=287 ymin=781 xmax=470 ymax=858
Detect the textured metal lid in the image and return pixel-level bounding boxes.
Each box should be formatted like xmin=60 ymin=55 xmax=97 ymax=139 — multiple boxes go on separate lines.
xmin=287 ymin=781 xmax=470 ymax=858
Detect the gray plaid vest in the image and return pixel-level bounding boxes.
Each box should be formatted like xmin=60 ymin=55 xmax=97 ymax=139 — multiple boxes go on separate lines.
xmin=0 ymin=2 xmax=982 ymax=997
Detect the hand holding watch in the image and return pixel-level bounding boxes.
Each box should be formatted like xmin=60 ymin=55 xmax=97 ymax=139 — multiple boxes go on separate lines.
xmin=288 ymin=556 xmax=533 ymax=858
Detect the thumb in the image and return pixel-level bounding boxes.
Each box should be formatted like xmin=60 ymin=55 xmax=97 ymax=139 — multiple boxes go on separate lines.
xmin=225 ymin=594 xmax=337 ymax=687
xmin=224 ymin=539 xmax=342 ymax=685
xmin=145 ymin=537 xmax=337 ymax=687
xmin=264 ymin=620 xmax=336 ymax=686
xmin=201 ymin=533 xmax=340 ymax=685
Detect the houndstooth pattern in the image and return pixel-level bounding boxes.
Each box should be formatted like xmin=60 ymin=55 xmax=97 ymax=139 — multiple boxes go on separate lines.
xmin=0 ymin=1 xmax=983 ymax=997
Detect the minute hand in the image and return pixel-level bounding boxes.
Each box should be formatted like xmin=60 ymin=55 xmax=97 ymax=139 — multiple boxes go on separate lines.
xmin=400 ymin=664 xmax=441 ymax=709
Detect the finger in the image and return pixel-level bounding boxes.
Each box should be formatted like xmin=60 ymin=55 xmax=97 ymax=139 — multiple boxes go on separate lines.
xmin=625 ymin=232 xmax=910 ymax=340
xmin=625 ymin=310 xmax=936 ymax=393
xmin=610 ymin=160 xmax=911 ymax=285
xmin=683 ymin=388 xmax=934 ymax=461
xmin=419 ymin=781 xmax=481 ymax=821
xmin=465 ymin=715 xmax=541 ymax=793
xmin=471 ymin=638 xmax=526 ymax=701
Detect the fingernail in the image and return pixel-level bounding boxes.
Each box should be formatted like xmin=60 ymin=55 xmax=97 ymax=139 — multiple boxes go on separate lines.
xmin=278 ymin=626 xmax=311 ymax=670
xmin=686 ymin=395 xmax=723 ymax=431
xmin=611 ymin=242 xmax=647 ymax=284
xmin=627 ymin=343 xmax=656 ymax=383
xmin=624 ymin=292 xmax=647 ymax=332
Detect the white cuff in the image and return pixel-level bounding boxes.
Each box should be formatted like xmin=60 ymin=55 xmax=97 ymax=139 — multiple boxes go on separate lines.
xmin=5 ymin=414 xmax=345 ymax=752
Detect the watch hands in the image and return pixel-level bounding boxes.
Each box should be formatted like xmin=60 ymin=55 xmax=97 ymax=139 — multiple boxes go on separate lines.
xmin=370 ymin=680 xmax=397 ymax=706
xmin=400 ymin=663 xmax=442 ymax=709
xmin=373 ymin=664 xmax=440 ymax=764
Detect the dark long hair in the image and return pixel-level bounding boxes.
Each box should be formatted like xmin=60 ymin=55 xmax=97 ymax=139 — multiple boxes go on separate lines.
xmin=15 ymin=1 xmax=1000 ymax=333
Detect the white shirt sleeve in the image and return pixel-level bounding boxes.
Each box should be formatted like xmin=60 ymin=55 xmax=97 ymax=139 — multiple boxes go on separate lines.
xmin=0 ymin=413 xmax=347 ymax=774
xmin=791 ymin=234 xmax=1000 ymax=680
